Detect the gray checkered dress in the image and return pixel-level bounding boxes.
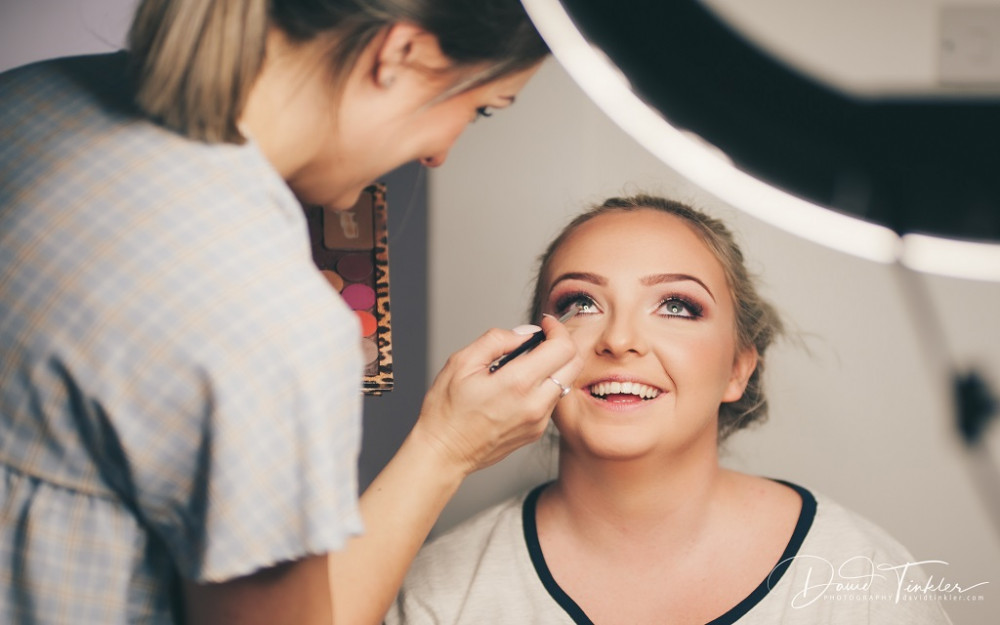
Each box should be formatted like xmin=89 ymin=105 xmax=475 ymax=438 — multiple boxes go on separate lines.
xmin=0 ymin=53 xmax=364 ymax=624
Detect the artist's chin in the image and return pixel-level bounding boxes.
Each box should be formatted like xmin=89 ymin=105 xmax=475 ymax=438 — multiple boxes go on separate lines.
xmin=295 ymin=185 xmax=366 ymax=212
xmin=325 ymin=187 xmax=368 ymax=211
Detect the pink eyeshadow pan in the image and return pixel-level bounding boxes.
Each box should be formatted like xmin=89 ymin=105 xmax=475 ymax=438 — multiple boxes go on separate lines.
xmin=342 ymin=283 xmax=375 ymax=311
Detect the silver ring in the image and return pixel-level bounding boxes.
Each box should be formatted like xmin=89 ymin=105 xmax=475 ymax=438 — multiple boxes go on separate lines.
xmin=548 ymin=376 xmax=571 ymax=398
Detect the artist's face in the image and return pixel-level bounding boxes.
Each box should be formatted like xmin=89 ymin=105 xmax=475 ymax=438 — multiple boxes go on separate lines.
xmin=291 ymin=63 xmax=540 ymax=209
xmin=542 ymin=209 xmax=757 ymax=461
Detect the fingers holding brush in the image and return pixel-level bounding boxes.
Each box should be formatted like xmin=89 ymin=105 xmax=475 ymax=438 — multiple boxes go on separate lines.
xmin=517 ymin=312 xmax=582 ymax=401
xmin=413 ymin=316 xmax=580 ymax=475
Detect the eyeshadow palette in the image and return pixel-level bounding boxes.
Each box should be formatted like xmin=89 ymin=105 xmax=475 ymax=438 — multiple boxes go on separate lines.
xmin=303 ymin=184 xmax=393 ymax=395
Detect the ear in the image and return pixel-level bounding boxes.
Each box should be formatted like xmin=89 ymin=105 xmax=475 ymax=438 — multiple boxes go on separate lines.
xmin=373 ymin=22 xmax=450 ymax=87
xmin=722 ymin=346 xmax=758 ymax=403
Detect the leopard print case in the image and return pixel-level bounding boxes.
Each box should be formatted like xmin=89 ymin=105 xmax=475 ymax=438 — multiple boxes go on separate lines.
xmin=304 ymin=184 xmax=394 ymax=395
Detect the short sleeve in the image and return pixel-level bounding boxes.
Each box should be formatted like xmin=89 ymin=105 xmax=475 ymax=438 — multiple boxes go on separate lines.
xmin=0 ymin=55 xmax=364 ymax=618
xmin=108 ymin=169 xmax=365 ymax=582
xmin=53 ymin=133 xmax=367 ymax=582
xmin=122 ymin=290 xmax=365 ymax=583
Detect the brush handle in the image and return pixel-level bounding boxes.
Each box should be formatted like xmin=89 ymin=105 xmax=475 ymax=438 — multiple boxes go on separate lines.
xmin=487 ymin=304 xmax=580 ymax=373
xmin=488 ymin=330 xmax=545 ymax=373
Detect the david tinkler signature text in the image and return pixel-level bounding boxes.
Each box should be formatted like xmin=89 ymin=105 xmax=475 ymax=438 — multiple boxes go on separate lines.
xmin=769 ymin=556 xmax=989 ymax=608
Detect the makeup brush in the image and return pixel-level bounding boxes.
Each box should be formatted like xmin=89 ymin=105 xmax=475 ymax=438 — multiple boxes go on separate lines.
xmin=488 ymin=304 xmax=580 ymax=373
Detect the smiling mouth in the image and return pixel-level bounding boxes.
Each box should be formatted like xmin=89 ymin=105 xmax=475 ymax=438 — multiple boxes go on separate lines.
xmin=588 ymin=381 xmax=662 ymax=401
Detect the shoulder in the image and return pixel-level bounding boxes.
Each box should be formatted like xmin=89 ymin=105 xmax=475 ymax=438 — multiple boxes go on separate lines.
xmin=411 ymin=490 xmax=529 ymax=578
xmin=771 ymin=487 xmax=950 ymax=625
xmin=805 ymin=489 xmax=915 ymax=561
xmin=763 ymin=482 xmax=917 ymax=564
xmin=389 ymin=485 xmax=579 ymax=623
xmin=0 ymin=53 xmax=135 ymax=135
xmin=389 ymin=489 xmax=537 ymax=623
xmin=1 ymin=52 xmax=287 ymax=211
xmin=758 ymin=485 xmax=954 ymax=624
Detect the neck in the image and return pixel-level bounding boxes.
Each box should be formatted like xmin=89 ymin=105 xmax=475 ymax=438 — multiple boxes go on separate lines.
xmin=240 ymin=28 xmax=345 ymax=180
xmin=546 ymin=437 xmax=724 ymax=545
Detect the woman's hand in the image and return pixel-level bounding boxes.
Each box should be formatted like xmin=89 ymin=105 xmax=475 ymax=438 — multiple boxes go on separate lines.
xmin=413 ymin=314 xmax=582 ymax=477
xmin=328 ymin=316 xmax=579 ymax=625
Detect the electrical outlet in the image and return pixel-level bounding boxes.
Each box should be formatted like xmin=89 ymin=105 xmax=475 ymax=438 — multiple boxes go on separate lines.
xmin=939 ymin=6 xmax=1000 ymax=86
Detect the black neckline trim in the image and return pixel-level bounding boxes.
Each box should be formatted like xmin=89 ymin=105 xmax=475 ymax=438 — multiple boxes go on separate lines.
xmin=522 ymin=483 xmax=594 ymax=624
xmin=521 ymin=479 xmax=817 ymax=625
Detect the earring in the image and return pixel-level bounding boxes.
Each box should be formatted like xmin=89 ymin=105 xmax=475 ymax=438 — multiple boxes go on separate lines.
xmin=379 ymin=74 xmax=395 ymax=89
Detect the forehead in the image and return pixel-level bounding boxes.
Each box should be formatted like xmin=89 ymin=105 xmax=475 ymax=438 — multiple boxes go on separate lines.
xmin=548 ymin=209 xmax=728 ymax=286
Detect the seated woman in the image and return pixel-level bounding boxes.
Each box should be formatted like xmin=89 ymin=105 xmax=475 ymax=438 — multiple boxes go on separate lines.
xmin=386 ymin=194 xmax=953 ymax=624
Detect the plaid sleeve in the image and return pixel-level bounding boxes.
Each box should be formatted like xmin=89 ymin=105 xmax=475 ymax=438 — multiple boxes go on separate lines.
xmin=0 ymin=55 xmax=365 ymax=619
xmin=131 ymin=294 xmax=366 ymax=582
xmin=95 ymin=166 xmax=366 ymax=583
xmin=1 ymin=56 xmax=365 ymax=584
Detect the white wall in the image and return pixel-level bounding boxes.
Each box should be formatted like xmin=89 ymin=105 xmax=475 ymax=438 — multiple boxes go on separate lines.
xmin=428 ymin=8 xmax=1000 ymax=624
xmin=0 ymin=0 xmax=136 ymax=68
xmin=703 ymin=0 xmax=957 ymax=95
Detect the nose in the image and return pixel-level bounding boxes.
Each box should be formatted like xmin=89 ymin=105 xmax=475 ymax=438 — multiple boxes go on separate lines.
xmin=595 ymin=312 xmax=648 ymax=359
xmin=420 ymin=150 xmax=449 ymax=168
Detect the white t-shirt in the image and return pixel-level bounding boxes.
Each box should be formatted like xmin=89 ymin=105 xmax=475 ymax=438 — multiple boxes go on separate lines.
xmin=387 ymin=481 xmax=954 ymax=624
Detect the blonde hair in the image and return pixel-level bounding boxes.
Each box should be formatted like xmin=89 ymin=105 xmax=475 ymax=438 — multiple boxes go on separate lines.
xmin=128 ymin=0 xmax=268 ymax=143
xmin=529 ymin=195 xmax=785 ymax=441
xmin=127 ymin=0 xmax=548 ymax=143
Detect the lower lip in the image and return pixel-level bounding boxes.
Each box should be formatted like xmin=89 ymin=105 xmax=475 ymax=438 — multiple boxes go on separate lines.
xmin=585 ymin=392 xmax=662 ymax=413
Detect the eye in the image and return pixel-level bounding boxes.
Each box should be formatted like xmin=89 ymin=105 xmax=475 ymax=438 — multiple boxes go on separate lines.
xmin=657 ymin=296 xmax=702 ymax=319
xmin=474 ymin=106 xmax=494 ymax=120
xmin=554 ymin=292 xmax=600 ymax=316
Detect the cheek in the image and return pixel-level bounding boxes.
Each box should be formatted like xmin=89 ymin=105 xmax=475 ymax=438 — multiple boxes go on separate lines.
xmin=657 ymin=334 xmax=739 ymax=391
xmin=550 ymin=399 xmax=583 ymax=443
xmin=567 ymin=321 xmax=602 ymax=352
xmin=436 ymin=116 xmax=472 ymax=148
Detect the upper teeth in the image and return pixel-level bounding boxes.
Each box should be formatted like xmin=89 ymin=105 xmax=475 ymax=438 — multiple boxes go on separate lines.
xmin=590 ymin=381 xmax=661 ymax=399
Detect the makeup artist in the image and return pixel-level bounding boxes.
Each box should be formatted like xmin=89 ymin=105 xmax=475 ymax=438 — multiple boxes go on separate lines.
xmin=0 ymin=1 xmax=580 ymax=624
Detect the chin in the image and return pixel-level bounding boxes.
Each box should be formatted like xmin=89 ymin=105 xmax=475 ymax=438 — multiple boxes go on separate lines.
xmin=292 ymin=181 xmax=365 ymax=211
xmin=322 ymin=189 xmax=364 ymax=211
xmin=570 ymin=429 xmax=661 ymax=462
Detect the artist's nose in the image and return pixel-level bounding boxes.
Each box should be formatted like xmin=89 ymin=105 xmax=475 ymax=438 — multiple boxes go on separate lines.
xmin=420 ymin=151 xmax=449 ymax=168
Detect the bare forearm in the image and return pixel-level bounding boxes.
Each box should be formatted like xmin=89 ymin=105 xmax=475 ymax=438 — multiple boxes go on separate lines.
xmin=184 ymin=555 xmax=333 ymax=625
xmin=328 ymin=318 xmax=580 ymax=624
xmin=327 ymin=425 xmax=465 ymax=625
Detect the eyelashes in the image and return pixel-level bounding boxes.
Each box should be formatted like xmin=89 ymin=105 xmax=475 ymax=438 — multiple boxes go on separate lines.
xmin=554 ymin=291 xmax=598 ymax=316
xmin=551 ymin=291 xmax=704 ymax=319
xmin=658 ymin=296 xmax=703 ymax=319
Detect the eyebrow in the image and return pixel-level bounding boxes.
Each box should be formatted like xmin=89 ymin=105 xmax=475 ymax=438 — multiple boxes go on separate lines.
xmin=549 ymin=272 xmax=606 ymax=290
xmin=549 ymin=271 xmax=715 ymax=302
xmin=642 ymin=273 xmax=716 ymax=302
